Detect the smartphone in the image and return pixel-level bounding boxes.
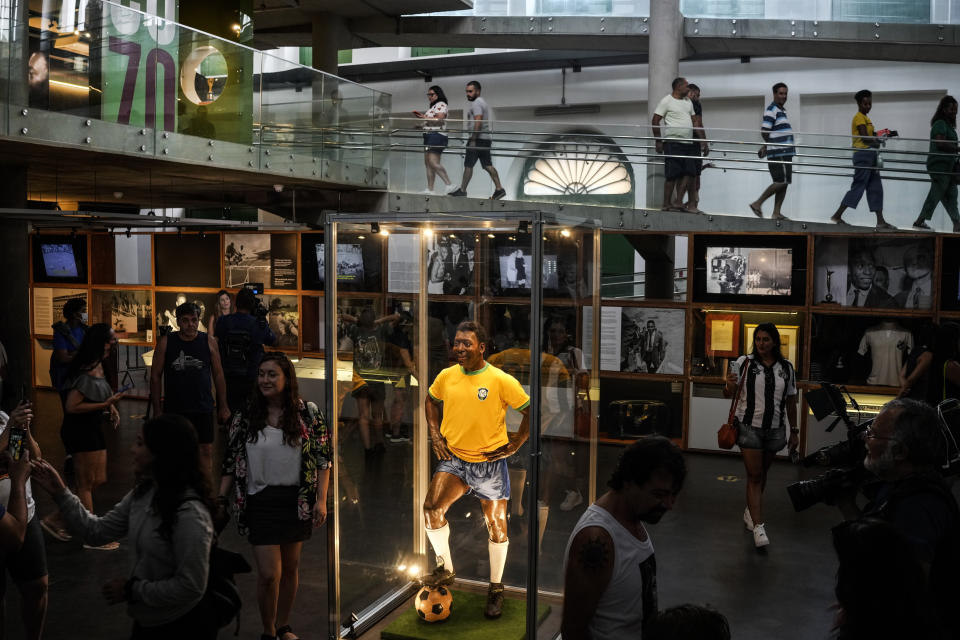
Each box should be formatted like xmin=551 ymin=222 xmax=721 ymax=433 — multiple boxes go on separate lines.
xmin=729 ymin=360 xmax=740 ymax=377
xmin=7 ymin=427 xmax=26 ymax=461
xmin=119 ymin=383 xmax=134 ymax=393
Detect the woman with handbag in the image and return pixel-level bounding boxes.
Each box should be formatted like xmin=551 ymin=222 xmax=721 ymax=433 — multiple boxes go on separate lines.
xmin=30 ymin=414 xmax=216 ymax=639
xmin=218 ymin=352 xmax=332 ymax=640
xmin=723 ymin=323 xmax=798 ymax=549
xmin=913 ymin=95 xmax=959 ymax=232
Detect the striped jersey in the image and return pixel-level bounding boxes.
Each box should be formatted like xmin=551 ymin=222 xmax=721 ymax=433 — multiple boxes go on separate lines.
xmin=732 ymin=355 xmax=796 ymax=430
xmin=761 ymin=101 xmax=795 ymax=158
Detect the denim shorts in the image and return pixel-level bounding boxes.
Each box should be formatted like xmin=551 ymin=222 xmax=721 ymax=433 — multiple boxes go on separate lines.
xmin=435 ymin=454 xmax=510 ymax=501
xmin=737 ymin=422 xmax=787 ymax=453
xmin=423 ymin=132 xmax=448 ymax=153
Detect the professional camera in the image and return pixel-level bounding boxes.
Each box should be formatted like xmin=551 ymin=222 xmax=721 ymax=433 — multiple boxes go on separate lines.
xmin=786 ymin=383 xmax=873 ymax=512
xmin=243 ymin=282 xmax=269 ymax=324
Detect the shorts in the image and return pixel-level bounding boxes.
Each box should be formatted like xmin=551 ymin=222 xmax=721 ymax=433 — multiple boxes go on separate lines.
xmin=60 ymin=412 xmax=107 ymax=454
xmin=464 ymin=138 xmax=493 ymax=168
xmin=424 ymin=132 xmax=448 ymax=153
xmin=352 ymin=380 xmax=386 ymax=403
xmin=0 ymin=518 xmax=48 ymax=595
xmin=172 ymin=412 xmax=215 ymax=445
xmin=435 ymin=454 xmax=510 ymax=501
xmin=767 ymin=156 xmax=793 ymax=184
xmin=737 ymin=422 xmax=787 ymax=453
xmin=663 ymin=141 xmax=698 ymax=180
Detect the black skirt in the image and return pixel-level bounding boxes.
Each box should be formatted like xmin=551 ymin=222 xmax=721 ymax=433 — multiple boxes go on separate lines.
xmin=245 ymin=485 xmax=312 ymax=546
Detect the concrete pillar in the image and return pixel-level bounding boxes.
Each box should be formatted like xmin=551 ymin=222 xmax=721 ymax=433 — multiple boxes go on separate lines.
xmin=311 ymin=13 xmax=347 ymax=75
xmin=0 ymin=166 xmax=32 ymax=400
xmin=646 ymin=0 xmax=683 ymax=209
xmin=626 ymin=235 xmax=676 ymax=299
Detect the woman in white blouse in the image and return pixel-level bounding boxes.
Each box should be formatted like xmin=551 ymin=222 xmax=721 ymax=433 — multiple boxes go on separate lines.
xmin=413 ymin=85 xmax=453 ymax=193
xmin=723 ymin=323 xmax=799 ymax=549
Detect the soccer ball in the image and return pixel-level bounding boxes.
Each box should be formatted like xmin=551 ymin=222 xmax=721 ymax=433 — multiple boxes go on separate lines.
xmin=415 ymin=585 xmax=453 ymax=622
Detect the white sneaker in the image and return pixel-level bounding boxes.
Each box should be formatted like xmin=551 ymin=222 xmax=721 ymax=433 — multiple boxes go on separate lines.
xmin=753 ymin=523 xmax=769 ymax=548
xmin=743 ymin=507 xmax=754 ymax=531
xmin=560 ymin=490 xmax=583 ymax=512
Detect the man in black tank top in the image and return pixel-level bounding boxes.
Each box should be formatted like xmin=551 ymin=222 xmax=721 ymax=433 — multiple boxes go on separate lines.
xmin=150 ymin=302 xmax=230 ymax=473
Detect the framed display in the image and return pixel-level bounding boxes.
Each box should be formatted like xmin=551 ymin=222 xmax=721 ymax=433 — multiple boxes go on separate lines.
xmin=692 ymin=234 xmax=806 ymax=306
xmin=155 ymin=291 xmax=221 ymax=335
xmin=264 ymin=294 xmax=300 ymax=349
xmin=91 ymin=289 xmax=153 ymax=343
xmin=154 ymin=234 xmax=221 ymax=288
xmin=940 ymin=237 xmax=960 ymax=311
xmin=299 ymin=233 xmax=383 ymax=292
xmin=32 ymin=288 xmax=87 ymax=335
xmin=486 ymin=233 xmax=576 ymax=298
xmin=31 ymin=234 xmax=87 ymax=284
xmin=814 ymin=236 xmax=935 ymax=310
xmin=620 ymin=307 xmax=685 ymax=374
xmin=705 ymin=313 xmax=740 ymax=358
xmin=270 ymin=234 xmax=298 ymax=290
xmin=425 ymin=233 xmax=475 ymax=295
xmin=743 ymin=323 xmax=799 ymax=365
xmin=224 ymin=233 xmax=271 ymax=288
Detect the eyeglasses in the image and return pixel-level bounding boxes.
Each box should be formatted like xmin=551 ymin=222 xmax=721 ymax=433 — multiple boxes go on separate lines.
xmin=427 ymin=92 xmax=436 ymax=96
xmin=863 ymin=426 xmax=897 ymax=441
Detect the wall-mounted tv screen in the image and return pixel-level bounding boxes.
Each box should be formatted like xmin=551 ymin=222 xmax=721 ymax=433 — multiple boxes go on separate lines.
xmin=41 ymin=243 xmax=79 ymax=278
xmin=705 ymin=247 xmax=792 ymax=296
xmin=693 ymin=235 xmax=806 ymax=305
xmin=496 ymin=248 xmax=558 ymax=290
xmin=300 ymin=233 xmax=381 ymax=292
xmin=316 ymin=243 xmax=365 ymax=284
xmin=32 ymin=235 xmax=87 ymax=284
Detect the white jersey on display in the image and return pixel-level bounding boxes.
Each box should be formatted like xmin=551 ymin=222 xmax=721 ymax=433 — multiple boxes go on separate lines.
xmin=858 ymin=323 xmax=912 ymax=387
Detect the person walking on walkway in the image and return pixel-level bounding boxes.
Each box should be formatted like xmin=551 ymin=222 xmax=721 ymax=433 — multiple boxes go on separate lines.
xmin=913 ymin=95 xmax=960 ymax=232
xmin=749 ymin=83 xmax=795 ymax=220
xmin=652 ymin=77 xmax=704 ymax=212
xmin=448 ymin=81 xmax=506 ymax=200
xmin=414 ymin=85 xmax=453 ymax=194
xmin=831 ymin=90 xmax=895 ymax=229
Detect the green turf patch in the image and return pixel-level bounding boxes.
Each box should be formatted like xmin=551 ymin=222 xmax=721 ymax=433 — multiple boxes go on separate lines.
xmin=381 ymin=590 xmax=550 ymax=640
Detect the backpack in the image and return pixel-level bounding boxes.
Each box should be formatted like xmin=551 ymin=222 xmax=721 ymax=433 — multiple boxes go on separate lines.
xmin=219 ymin=327 xmax=253 ymax=378
xmin=205 ymin=543 xmax=252 ymax=635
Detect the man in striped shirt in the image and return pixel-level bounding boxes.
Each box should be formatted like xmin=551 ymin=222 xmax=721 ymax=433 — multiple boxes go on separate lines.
xmin=749 ymin=83 xmax=795 ymax=220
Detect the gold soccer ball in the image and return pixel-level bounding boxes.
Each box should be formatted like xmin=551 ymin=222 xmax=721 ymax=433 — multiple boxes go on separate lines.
xmin=415 ymin=585 xmax=453 ymax=623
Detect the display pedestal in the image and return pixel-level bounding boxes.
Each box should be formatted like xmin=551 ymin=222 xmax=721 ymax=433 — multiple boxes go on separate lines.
xmin=381 ymin=590 xmax=550 ymax=640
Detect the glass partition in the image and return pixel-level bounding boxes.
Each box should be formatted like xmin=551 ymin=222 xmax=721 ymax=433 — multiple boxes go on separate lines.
xmin=325 ymin=214 xmax=600 ymax=638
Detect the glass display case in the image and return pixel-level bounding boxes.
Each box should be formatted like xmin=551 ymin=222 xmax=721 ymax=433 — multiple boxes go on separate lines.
xmin=323 ymin=213 xmax=601 ymax=639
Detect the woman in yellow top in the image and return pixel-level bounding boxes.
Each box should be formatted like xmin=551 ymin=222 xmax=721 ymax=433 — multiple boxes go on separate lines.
xmin=831 ymin=90 xmax=895 ymax=229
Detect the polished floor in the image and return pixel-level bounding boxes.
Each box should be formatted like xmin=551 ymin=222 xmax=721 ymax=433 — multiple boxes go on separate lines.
xmin=5 ymin=389 xmax=896 ymax=639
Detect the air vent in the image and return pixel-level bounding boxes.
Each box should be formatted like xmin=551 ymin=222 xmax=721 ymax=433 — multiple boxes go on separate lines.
xmin=533 ymin=104 xmax=601 ymax=117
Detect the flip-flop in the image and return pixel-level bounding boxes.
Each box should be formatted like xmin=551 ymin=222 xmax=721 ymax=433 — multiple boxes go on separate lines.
xmin=876 ymin=222 xmax=897 ymax=230
xmin=912 ymin=221 xmax=931 ymax=230
xmin=749 ymin=204 xmax=763 ymax=217
xmin=772 ymin=214 xmax=790 ymax=221
xmin=40 ymin=519 xmax=72 ymax=542
xmin=830 ymin=217 xmax=851 ymax=226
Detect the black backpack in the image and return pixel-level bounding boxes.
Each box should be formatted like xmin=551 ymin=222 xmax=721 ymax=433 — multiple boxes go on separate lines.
xmin=205 ymin=543 xmax=252 ymax=635
xmin=219 ymin=327 xmax=253 ymax=378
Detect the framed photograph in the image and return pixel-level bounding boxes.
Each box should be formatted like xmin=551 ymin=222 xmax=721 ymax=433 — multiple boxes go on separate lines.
xmin=264 ymin=294 xmax=300 ymax=349
xmin=744 ymin=323 xmax=799 ymax=365
xmin=705 ymin=313 xmax=740 ymax=358
xmin=814 ymin=236 xmax=935 ymax=310
xmin=620 ymin=307 xmax=685 ymax=374
xmin=91 ymin=289 xmax=153 ymax=343
xmin=224 ymin=233 xmax=271 ymax=288
xmin=693 ymin=234 xmax=807 ymax=305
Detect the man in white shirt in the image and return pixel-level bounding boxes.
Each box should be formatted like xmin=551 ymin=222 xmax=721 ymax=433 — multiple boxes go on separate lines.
xmin=652 ymin=77 xmax=706 ymax=213
xmin=894 ymin=243 xmax=933 ymax=309
xmin=561 ymin=437 xmax=686 ymax=639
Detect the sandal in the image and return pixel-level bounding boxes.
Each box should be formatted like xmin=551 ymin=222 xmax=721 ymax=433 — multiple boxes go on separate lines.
xmin=40 ymin=519 xmax=72 ymax=542
xmin=748 ymin=203 xmax=763 ymax=217
xmin=276 ymin=625 xmax=299 ymax=640
xmin=830 ymin=217 xmax=851 ymax=226
xmin=875 ymin=221 xmax=897 ymax=230
xmin=912 ymin=220 xmax=931 ymax=230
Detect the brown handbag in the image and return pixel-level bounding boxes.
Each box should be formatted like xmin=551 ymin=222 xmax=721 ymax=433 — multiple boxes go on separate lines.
xmin=718 ymin=361 xmax=748 ymax=450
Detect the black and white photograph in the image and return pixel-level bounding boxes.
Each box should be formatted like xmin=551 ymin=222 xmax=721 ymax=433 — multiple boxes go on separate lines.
xmin=224 ymin=233 xmax=271 ymax=287
xmin=265 ymin=294 xmax=300 ymax=348
xmin=92 ymin=289 xmax=152 ymax=342
xmin=814 ymin=237 xmax=935 ymax=309
xmin=705 ymin=246 xmax=792 ymax=295
xmin=426 ymin=234 xmax=475 ymax=295
xmin=620 ymin=307 xmax=685 ymax=374
xmin=495 ymin=246 xmax=559 ymax=291
xmin=155 ymin=291 xmax=220 ymax=335
xmin=316 ymin=243 xmax=365 ymax=286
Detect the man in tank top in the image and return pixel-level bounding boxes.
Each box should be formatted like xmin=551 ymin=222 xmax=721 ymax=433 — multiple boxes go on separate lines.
xmin=561 ymin=437 xmax=687 ymax=640
xmin=150 ymin=301 xmax=230 ymax=474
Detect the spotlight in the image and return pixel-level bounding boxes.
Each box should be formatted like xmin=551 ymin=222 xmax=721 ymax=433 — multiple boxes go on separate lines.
xmin=487 ymin=233 xmax=495 ymax=239
xmin=423 ymin=228 xmax=433 ymax=237
xmin=560 ymin=228 xmax=571 ymax=238
xmin=357 ymin=234 xmax=366 ymax=240
xmin=371 ymin=222 xmax=380 ymax=234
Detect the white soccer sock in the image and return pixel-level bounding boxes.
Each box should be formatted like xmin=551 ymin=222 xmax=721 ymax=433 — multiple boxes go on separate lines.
xmin=426 ymin=523 xmax=454 ymax=573
xmin=489 ymin=539 xmax=509 ymax=584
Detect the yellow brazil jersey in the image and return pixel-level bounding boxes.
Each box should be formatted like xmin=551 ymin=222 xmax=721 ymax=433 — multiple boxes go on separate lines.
xmin=852 ymin=111 xmax=874 ymax=149
xmin=428 ymin=362 xmax=531 ymax=462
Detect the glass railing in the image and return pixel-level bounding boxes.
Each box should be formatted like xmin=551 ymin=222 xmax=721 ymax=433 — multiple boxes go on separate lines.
xmin=384 ymin=116 xmax=960 ymax=232
xmin=408 ymin=0 xmax=960 ymax=22
xmin=0 ymin=0 xmax=389 ymax=188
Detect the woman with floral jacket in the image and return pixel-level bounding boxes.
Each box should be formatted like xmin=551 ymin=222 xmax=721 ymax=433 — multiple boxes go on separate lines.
xmin=218 ymin=352 xmax=331 ymax=640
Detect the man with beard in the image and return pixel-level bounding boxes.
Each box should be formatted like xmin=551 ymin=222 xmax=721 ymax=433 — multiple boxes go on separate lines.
xmin=561 ymin=437 xmax=686 ymax=640
xmin=837 ymin=399 xmax=960 ymax=638
xmin=447 ymin=81 xmax=506 ymax=199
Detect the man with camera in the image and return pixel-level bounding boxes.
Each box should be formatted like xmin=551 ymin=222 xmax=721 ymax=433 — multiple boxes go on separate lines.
xmin=837 ymin=398 xmax=960 ymax=637
xmin=214 ymin=287 xmax=277 ymax=414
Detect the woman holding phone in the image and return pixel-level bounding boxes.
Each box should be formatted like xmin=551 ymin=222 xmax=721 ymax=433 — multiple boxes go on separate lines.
xmin=413 ymin=85 xmax=452 ymax=194
xmin=723 ymin=323 xmax=798 ymax=549
xmin=62 ymin=323 xmax=125 ymax=550
xmin=218 ymin=352 xmax=331 ymax=640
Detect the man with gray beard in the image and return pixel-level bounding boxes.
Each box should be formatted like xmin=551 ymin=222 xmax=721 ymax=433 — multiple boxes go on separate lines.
xmin=837 ymin=398 xmax=960 ymax=638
